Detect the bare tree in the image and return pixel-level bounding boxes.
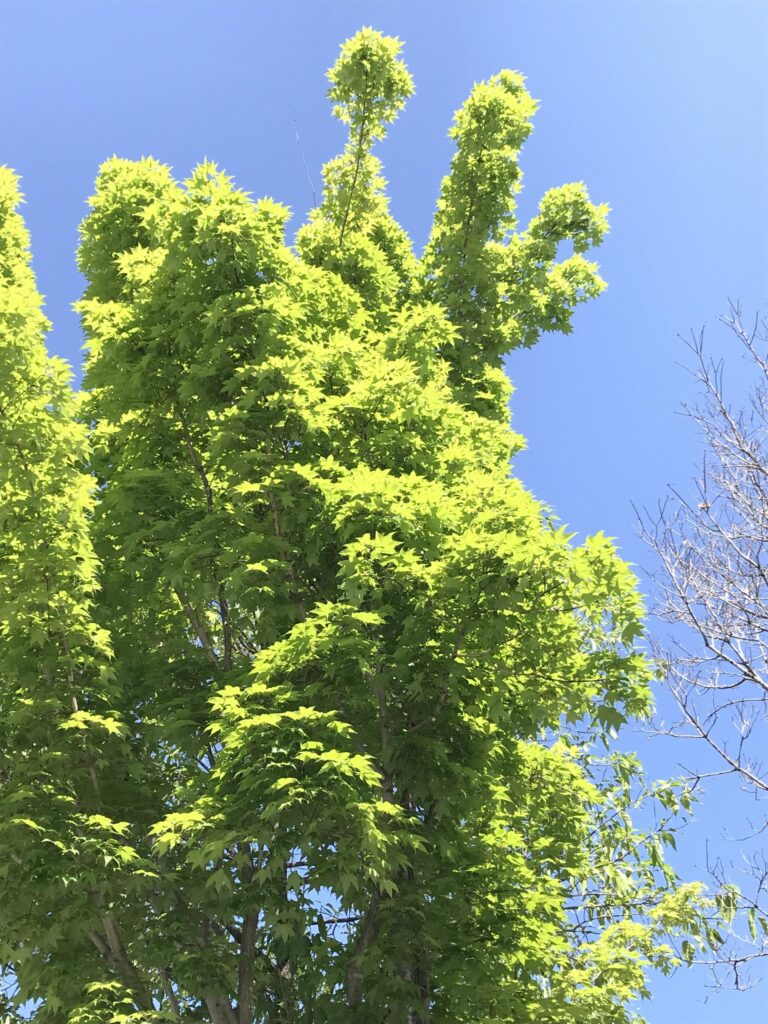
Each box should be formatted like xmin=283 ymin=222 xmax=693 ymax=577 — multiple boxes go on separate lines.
xmin=638 ymin=302 xmax=768 ymax=984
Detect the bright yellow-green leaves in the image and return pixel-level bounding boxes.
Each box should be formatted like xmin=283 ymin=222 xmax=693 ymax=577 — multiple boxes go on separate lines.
xmin=327 ymin=28 xmax=413 ymax=141
xmin=298 ymin=29 xmax=417 ymax=313
xmin=432 ymin=69 xmax=538 ymax=246
xmin=0 ymin=30 xmax=718 ymax=1024
xmin=0 ymin=169 xmax=148 ymax=1022
xmin=423 ymin=70 xmax=609 ymax=409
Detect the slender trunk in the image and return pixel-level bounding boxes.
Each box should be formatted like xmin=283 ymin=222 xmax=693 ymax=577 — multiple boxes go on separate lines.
xmin=268 ymin=491 xmax=307 ymax=623
xmin=409 ymin=960 xmax=431 ymax=1023
xmin=174 ymin=586 xmax=219 ymax=666
xmin=88 ymin=918 xmax=154 ymax=1012
xmin=345 ymin=893 xmax=381 ymax=1008
xmin=179 ymin=406 xmax=234 ymax=667
xmin=237 ymin=910 xmax=258 ymax=1024
xmin=159 ymin=968 xmax=181 ymax=1018
xmin=338 ymin=71 xmax=370 ymax=248
xmin=204 ymin=993 xmax=237 ymax=1024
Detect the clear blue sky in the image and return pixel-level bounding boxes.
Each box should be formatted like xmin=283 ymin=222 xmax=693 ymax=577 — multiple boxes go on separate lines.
xmin=2 ymin=1 xmax=767 ymax=1019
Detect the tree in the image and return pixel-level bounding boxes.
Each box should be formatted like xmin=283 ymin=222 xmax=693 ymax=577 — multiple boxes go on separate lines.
xmin=639 ymin=305 xmax=768 ymax=981
xmin=1 ymin=28 xmax=719 ymax=1024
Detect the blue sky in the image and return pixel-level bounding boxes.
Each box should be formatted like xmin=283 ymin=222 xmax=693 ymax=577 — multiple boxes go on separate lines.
xmin=2 ymin=0 xmax=767 ymax=1019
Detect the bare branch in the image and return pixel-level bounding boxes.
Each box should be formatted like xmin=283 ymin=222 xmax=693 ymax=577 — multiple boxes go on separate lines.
xmin=639 ymin=308 xmax=768 ymax=986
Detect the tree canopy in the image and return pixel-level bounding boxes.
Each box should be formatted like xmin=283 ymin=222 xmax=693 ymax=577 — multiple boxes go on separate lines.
xmin=0 ymin=28 xmax=719 ymax=1024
